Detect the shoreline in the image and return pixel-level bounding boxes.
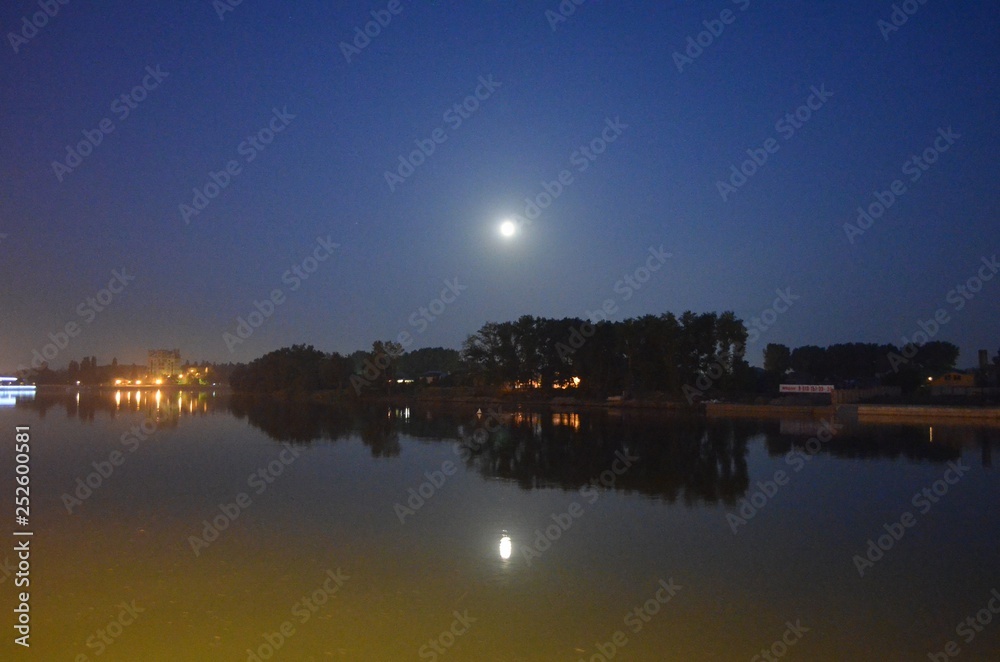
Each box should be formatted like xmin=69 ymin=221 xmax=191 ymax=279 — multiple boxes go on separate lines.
xmin=707 ymin=402 xmax=1000 ymax=425
xmin=357 ymin=391 xmax=1000 ymax=425
xmin=29 ymin=384 xmax=1000 ymax=425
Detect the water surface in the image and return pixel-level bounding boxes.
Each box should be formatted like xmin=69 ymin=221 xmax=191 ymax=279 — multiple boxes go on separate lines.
xmin=1 ymin=390 xmax=998 ymax=660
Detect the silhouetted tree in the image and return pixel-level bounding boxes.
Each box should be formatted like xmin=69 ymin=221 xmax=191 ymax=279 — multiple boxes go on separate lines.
xmin=915 ymin=341 xmax=960 ymax=374
xmin=763 ymin=344 xmax=791 ymax=375
xmin=790 ymin=345 xmax=826 ymax=378
xmin=460 ymin=310 xmax=748 ymax=398
xmin=229 ymin=345 xmax=326 ymax=394
xmin=396 ymin=347 xmax=463 ymax=377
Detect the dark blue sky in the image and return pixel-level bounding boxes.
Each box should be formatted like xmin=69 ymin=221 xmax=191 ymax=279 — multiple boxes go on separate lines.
xmin=1 ymin=0 xmax=997 ymax=370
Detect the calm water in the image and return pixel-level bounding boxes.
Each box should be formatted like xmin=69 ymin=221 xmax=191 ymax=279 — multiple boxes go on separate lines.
xmin=1 ymin=389 xmax=999 ymax=661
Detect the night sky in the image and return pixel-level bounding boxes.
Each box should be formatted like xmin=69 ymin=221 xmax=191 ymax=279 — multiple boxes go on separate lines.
xmin=1 ymin=0 xmax=997 ymax=371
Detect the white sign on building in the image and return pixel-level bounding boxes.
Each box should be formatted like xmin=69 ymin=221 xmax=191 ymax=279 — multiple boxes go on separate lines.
xmin=779 ymin=384 xmax=834 ymax=394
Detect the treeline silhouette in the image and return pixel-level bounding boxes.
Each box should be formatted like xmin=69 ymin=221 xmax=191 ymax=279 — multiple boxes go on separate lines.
xmin=227 ymin=315 xmax=973 ymax=399
xmin=225 ymin=312 xmax=750 ymax=397
xmin=460 ymin=312 xmax=748 ymax=397
xmin=762 ymin=340 xmax=961 ymax=391
xmin=228 ymin=344 xmax=465 ymax=395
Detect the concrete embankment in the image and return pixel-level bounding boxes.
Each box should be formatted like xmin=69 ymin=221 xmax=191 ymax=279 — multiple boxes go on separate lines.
xmin=705 ymin=402 xmax=1000 ymax=425
xmin=705 ymin=403 xmax=836 ymax=419
xmin=853 ymin=404 xmax=1000 ymax=423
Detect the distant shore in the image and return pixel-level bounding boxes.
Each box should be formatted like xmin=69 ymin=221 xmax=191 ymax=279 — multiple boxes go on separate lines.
xmin=705 ymin=402 xmax=1000 ymax=424
xmin=330 ymin=388 xmax=1000 ymax=425
xmin=34 ymin=384 xmax=226 ymax=392
xmin=31 ymin=384 xmax=1000 ymax=425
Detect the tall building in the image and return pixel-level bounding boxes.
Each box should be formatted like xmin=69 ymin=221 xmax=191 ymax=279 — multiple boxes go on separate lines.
xmin=148 ymin=349 xmax=181 ymax=378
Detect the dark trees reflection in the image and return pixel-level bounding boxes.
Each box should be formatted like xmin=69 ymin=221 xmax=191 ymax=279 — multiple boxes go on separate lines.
xmin=456 ymin=412 xmax=752 ymax=505
xmin=17 ymin=391 xmax=996 ymax=503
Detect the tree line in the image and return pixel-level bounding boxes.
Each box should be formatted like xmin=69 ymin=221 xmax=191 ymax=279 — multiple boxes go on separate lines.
xmin=16 ymin=315 xmax=986 ymax=399
xmin=761 ymin=341 xmax=963 ymax=391
xmin=226 ymin=313 xmax=987 ymax=398
xmin=228 ymin=344 xmax=467 ymax=395
xmin=227 ymin=311 xmax=752 ymax=398
xmin=460 ymin=312 xmax=749 ymax=398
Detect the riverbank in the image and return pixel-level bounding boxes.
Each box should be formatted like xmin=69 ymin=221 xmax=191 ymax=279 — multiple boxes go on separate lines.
xmin=44 ymin=383 xmax=999 ymax=426
xmin=309 ymin=387 xmax=1000 ymax=425
xmin=706 ymin=402 xmax=1000 ymax=425
xmin=35 ymin=384 xmax=227 ymax=393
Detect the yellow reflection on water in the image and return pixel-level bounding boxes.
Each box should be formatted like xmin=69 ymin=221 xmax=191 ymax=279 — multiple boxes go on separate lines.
xmin=552 ymin=412 xmax=580 ymax=430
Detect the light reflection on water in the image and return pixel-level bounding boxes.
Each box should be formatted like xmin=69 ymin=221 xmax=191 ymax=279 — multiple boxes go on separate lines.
xmin=499 ymin=532 xmax=512 ymax=561
xmin=2 ymin=390 xmax=999 ymax=660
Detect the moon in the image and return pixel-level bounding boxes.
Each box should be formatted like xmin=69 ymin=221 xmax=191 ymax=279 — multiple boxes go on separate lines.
xmin=500 ymin=220 xmax=517 ymax=238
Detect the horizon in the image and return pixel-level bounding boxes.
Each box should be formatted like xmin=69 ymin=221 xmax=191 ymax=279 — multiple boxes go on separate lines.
xmin=4 ymin=321 xmax=993 ymax=374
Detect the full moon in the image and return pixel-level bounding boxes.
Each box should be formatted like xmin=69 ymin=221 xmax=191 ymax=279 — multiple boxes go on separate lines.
xmin=500 ymin=220 xmax=517 ymax=238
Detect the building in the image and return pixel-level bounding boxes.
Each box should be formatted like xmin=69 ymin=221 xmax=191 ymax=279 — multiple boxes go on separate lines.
xmin=420 ymin=371 xmax=449 ymax=385
xmin=148 ymin=349 xmax=181 ymax=378
xmin=929 ymin=371 xmax=976 ymax=387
